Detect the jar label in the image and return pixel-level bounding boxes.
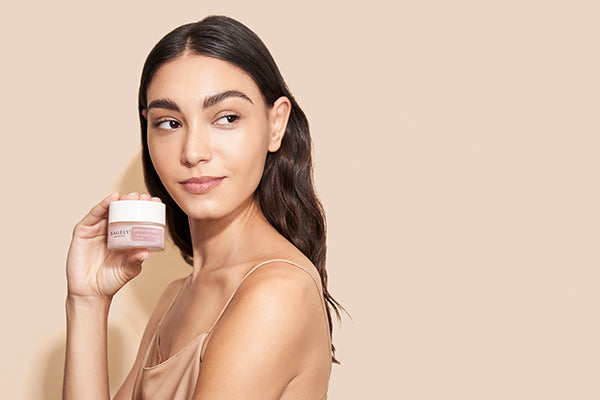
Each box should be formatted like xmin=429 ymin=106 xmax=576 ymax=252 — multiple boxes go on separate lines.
xmin=107 ymin=223 xmax=165 ymax=250
xmin=131 ymin=226 xmax=163 ymax=242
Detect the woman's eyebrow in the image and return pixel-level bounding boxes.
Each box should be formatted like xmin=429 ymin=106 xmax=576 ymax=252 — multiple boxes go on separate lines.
xmin=147 ymin=98 xmax=180 ymax=112
xmin=203 ymin=90 xmax=254 ymax=108
xmin=146 ymin=91 xmax=253 ymax=113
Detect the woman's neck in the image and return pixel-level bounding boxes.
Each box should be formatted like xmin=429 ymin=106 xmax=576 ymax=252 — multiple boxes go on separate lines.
xmin=187 ymin=199 xmax=271 ymax=275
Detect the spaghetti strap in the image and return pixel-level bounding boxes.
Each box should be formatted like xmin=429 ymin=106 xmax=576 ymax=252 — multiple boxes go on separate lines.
xmin=206 ymin=259 xmax=318 ymax=332
xmin=200 ymin=258 xmax=331 ymax=360
xmin=155 ymin=281 xmax=187 ymax=362
xmin=157 ymin=280 xmax=187 ymax=329
xmin=132 ymin=280 xmax=186 ymax=398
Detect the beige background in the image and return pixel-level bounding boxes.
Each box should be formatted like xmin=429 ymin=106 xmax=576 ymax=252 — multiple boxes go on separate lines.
xmin=1 ymin=0 xmax=599 ymax=399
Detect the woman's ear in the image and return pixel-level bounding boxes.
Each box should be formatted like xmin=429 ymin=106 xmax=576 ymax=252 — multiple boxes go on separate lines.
xmin=268 ymin=96 xmax=291 ymax=152
xmin=141 ymin=109 xmax=148 ymax=119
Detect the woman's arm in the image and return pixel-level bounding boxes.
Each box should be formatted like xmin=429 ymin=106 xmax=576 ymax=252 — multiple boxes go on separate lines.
xmin=63 ymin=192 xmax=157 ymax=400
xmin=63 ymin=295 xmax=112 ymax=399
xmin=193 ymin=262 xmax=329 ymax=399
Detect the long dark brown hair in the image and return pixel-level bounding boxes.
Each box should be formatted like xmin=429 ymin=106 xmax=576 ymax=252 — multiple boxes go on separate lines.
xmin=138 ymin=15 xmax=343 ymax=363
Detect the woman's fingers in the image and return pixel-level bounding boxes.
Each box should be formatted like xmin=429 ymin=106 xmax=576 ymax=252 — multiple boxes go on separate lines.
xmin=75 ymin=192 xmax=162 ymax=235
xmin=122 ymin=192 xmax=140 ymax=200
xmin=120 ymin=249 xmax=149 ymax=282
xmin=77 ymin=192 xmax=120 ymax=228
xmin=116 ymin=192 xmax=163 ymax=202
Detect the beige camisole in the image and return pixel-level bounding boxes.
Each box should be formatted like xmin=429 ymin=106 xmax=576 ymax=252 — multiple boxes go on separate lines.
xmin=132 ymin=259 xmax=331 ymax=399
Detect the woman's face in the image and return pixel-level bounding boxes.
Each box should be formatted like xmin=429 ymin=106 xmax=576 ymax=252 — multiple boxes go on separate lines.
xmin=144 ymin=54 xmax=290 ymax=221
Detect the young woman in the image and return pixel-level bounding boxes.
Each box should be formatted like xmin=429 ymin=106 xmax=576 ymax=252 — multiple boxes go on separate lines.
xmin=63 ymin=16 xmax=342 ymax=400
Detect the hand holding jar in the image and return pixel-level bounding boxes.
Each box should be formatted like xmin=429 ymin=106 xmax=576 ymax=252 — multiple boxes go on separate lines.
xmin=65 ymin=192 xmax=164 ymax=301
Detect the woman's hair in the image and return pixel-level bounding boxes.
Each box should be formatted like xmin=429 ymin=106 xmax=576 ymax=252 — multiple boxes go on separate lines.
xmin=138 ymin=15 xmax=344 ymax=363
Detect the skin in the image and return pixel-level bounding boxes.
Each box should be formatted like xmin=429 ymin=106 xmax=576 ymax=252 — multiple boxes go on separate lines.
xmin=64 ymin=54 xmax=331 ymax=400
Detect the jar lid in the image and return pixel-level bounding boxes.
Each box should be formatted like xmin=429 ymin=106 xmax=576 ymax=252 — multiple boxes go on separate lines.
xmin=108 ymin=200 xmax=165 ymax=225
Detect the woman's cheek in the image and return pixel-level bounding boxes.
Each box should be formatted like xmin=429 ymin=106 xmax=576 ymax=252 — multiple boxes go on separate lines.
xmin=149 ymin=139 xmax=174 ymax=174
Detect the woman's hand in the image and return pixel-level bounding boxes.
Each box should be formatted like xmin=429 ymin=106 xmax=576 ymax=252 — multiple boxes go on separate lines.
xmin=66 ymin=192 xmax=162 ymax=301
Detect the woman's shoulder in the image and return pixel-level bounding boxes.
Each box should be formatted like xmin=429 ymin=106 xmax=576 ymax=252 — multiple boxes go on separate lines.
xmin=160 ymin=277 xmax=187 ymax=303
xmin=239 ymin=258 xmax=323 ymax=301
xmin=199 ymin=259 xmax=328 ymax=378
xmin=147 ymin=277 xmax=187 ymax=324
xmin=196 ymin=258 xmax=330 ymax=398
xmin=215 ymin=258 xmax=327 ymax=341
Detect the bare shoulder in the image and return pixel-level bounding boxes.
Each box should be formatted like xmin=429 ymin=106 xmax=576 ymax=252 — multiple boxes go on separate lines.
xmin=158 ymin=277 xmax=186 ymax=307
xmin=195 ymin=261 xmax=329 ymax=398
xmin=127 ymin=275 xmax=185 ymax=342
xmin=239 ymin=260 xmax=322 ymax=300
xmin=148 ymin=277 xmax=186 ymax=322
xmin=224 ymin=260 xmax=324 ymax=335
xmin=113 ymin=277 xmax=187 ymax=398
xmin=127 ymin=276 xmax=186 ymax=345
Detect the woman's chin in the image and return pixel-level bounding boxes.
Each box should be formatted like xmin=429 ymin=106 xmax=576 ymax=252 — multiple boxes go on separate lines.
xmin=182 ymin=206 xmax=224 ymax=222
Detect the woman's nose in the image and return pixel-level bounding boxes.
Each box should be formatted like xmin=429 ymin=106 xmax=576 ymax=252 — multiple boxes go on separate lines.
xmin=181 ymin=124 xmax=212 ymax=167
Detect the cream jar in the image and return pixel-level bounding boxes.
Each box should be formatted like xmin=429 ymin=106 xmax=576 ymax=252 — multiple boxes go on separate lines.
xmin=107 ymin=200 xmax=166 ymax=251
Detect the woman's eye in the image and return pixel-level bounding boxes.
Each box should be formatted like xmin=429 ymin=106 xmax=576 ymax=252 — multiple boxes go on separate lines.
xmin=215 ymin=114 xmax=239 ymax=126
xmin=154 ymin=120 xmax=181 ymax=130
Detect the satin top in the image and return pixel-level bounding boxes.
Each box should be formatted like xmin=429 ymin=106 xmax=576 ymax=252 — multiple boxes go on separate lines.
xmin=132 ymin=259 xmax=331 ymax=399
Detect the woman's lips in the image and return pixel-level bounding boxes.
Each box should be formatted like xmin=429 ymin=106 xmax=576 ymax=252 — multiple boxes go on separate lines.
xmin=180 ymin=176 xmax=224 ymax=194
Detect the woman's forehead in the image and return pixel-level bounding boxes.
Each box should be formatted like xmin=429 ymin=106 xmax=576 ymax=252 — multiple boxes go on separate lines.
xmin=146 ymin=54 xmax=261 ymax=104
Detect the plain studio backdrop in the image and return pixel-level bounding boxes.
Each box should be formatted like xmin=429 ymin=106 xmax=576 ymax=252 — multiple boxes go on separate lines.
xmin=1 ymin=0 xmax=598 ymax=399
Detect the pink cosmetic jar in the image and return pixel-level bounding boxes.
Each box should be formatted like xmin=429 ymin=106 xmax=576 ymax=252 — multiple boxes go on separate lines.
xmin=107 ymin=200 xmax=166 ymax=251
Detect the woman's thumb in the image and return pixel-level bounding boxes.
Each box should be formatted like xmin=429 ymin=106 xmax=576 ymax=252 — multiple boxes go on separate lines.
xmin=121 ymin=249 xmax=149 ymax=281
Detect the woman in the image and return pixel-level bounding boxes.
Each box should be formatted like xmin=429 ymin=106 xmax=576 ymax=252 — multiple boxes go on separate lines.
xmin=63 ymin=15 xmax=342 ymax=400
